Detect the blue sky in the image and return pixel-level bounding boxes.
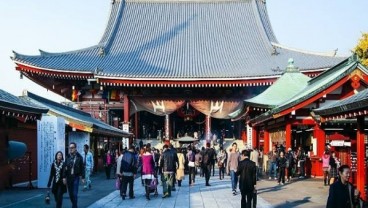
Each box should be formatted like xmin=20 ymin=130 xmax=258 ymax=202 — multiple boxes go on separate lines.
xmin=0 ymin=0 xmax=367 ymax=102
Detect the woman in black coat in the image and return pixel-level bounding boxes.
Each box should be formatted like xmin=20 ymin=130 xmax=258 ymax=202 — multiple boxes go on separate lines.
xmin=47 ymin=151 xmax=67 ymax=208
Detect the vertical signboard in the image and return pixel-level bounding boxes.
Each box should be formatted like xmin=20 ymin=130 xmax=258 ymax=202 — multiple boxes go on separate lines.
xmin=247 ymin=125 xmax=253 ymax=149
xmin=37 ymin=116 xmax=65 ymax=188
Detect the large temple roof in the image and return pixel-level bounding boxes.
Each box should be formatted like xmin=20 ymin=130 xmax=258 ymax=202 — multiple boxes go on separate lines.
xmin=12 ymin=0 xmax=345 ymax=80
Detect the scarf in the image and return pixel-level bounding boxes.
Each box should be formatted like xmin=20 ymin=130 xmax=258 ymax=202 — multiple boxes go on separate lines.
xmin=54 ymin=161 xmax=64 ymax=183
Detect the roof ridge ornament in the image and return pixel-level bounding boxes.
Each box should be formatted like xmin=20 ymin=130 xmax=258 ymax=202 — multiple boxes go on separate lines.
xmin=285 ymin=58 xmax=299 ymax=73
xmin=98 ymin=47 xmax=105 ymax=56
xmin=271 ymin=45 xmax=279 ymax=56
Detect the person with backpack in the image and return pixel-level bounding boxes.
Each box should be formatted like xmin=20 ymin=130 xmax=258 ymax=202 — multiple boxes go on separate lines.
xmin=160 ymin=144 xmax=178 ymax=198
xmin=116 ymin=145 xmax=137 ymax=200
xmin=217 ymin=147 xmax=226 ymax=180
xmin=227 ymin=142 xmax=240 ymax=195
xmin=187 ymin=147 xmax=196 ymax=186
xmin=203 ymin=143 xmax=215 ymax=186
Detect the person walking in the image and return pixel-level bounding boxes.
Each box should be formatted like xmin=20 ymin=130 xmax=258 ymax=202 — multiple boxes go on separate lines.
xmin=63 ymin=142 xmax=85 ymax=208
xmin=217 ymin=147 xmax=226 ymax=180
xmin=326 ymin=165 xmax=360 ymax=208
xmin=296 ymin=146 xmax=306 ymax=178
xmin=285 ymin=148 xmax=295 ymax=182
xmin=236 ymin=150 xmax=257 ymax=208
xmin=211 ymin=146 xmax=217 ymax=177
xmin=160 ymin=144 xmax=178 ymax=198
xmin=227 ymin=142 xmax=240 ymax=195
xmin=268 ymin=146 xmax=278 ymax=180
xmin=203 ymin=143 xmax=215 ymax=186
xmin=176 ymin=148 xmax=185 ymax=187
xmin=83 ymin=144 xmax=94 ymax=191
xmin=116 ymin=146 xmax=137 ymax=200
xmin=141 ymin=146 xmax=156 ymax=200
xmin=195 ymin=149 xmax=202 ymax=178
xmin=250 ymin=148 xmax=260 ymax=181
xmin=187 ymin=147 xmax=196 ymax=186
xmin=277 ymin=151 xmax=287 ymax=185
xmin=200 ymin=147 xmax=206 ymax=177
xmin=329 ymin=151 xmax=340 ymax=184
xmin=322 ymin=150 xmax=330 ymax=186
xmin=104 ymin=150 xmax=113 ymax=179
xmin=47 ymin=151 xmax=67 ymax=208
xmin=113 ymin=149 xmax=120 ymax=179
xmin=169 ymin=144 xmax=178 ymax=191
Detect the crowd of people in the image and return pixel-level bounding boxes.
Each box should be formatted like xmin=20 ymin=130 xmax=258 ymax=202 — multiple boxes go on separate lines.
xmin=45 ymin=141 xmax=364 ymax=208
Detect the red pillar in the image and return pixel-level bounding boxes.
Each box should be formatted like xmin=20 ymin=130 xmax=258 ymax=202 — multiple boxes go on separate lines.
xmin=357 ymin=116 xmax=366 ymax=200
xmin=252 ymin=126 xmax=258 ymax=149
xmin=264 ymin=128 xmax=270 ymax=153
xmin=313 ymin=124 xmax=325 ymax=177
xmin=205 ymin=115 xmax=211 ymax=142
xmin=123 ymin=94 xmax=130 ymax=123
xmin=285 ymin=122 xmax=292 ymax=150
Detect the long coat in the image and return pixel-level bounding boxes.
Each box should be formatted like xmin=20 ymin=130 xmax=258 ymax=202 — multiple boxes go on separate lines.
xmin=236 ymin=158 xmax=256 ymax=194
xmin=176 ymin=153 xmax=185 ymax=180
xmin=47 ymin=161 xmax=67 ymax=195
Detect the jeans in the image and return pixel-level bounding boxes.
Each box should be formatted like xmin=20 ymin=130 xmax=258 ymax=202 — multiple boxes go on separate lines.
xmin=269 ymin=162 xmax=277 ymax=178
xmin=189 ymin=167 xmax=196 ymax=184
xmin=162 ymin=173 xmax=174 ymax=196
xmin=219 ymin=166 xmax=225 ymax=179
xmin=120 ymin=175 xmax=134 ymax=197
xmin=241 ymin=191 xmax=253 ymax=208
xmin=230 ymin=170 xmax=238 ymax=191
xmin=67 ymin=176 xmax=79 ymax=208
xmin=84 ymin=168 xmax=91 ymax=189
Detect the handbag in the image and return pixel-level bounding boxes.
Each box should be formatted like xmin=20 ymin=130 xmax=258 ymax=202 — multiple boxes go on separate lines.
xmin=115 ymin=177 xmax=121 ymax=190
xmin=218 ymin=161 xmax=223 ymax=168
xmin=188 ymin=161 xmax=195 ymax=167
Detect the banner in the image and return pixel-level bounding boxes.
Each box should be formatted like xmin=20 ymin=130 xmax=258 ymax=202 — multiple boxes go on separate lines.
xmin=37 ymin=116 xmax=65 ymax=188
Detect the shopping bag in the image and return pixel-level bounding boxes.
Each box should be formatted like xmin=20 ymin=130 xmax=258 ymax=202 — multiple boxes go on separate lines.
xmin=115 ymin=177 xmax=121 ymax=190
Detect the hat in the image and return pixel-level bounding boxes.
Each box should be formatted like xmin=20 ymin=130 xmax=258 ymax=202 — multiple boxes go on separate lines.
xmin=288 ymin=147 xmax=292 ymax=151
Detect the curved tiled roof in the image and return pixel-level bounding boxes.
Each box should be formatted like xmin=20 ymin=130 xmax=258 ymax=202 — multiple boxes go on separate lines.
xmin=12 ymin=0 xmax=345 ymax=80
xmin=0 ymin=89 xmax=47 ymax=115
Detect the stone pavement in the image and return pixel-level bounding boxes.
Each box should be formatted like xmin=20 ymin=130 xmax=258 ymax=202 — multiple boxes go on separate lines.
xmin=89 ymin=173 xmax=273 ymax=208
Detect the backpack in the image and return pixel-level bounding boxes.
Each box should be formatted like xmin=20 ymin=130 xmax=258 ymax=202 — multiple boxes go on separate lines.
xmin=120 ymin=153 xmax=134 ymax=173
xmin=203 ymin=150 xmax=210 ymax=165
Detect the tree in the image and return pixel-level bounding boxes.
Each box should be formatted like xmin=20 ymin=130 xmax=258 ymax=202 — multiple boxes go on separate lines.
xmin=354 ymin=33 xmax=368 ymax=67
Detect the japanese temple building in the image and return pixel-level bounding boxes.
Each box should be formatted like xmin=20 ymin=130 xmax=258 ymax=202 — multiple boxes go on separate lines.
xmin=244 ymin=55 xmax=368 ymax=199
xmin=11 ymin=0 xmax=345 ymax=143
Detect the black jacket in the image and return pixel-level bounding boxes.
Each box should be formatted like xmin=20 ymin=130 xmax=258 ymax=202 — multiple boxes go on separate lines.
xmin=47 ymin=161 xmax=67 ymax=195
xmin=64 ymin=152 xmax=85 ymax=179
xmin=236 ymin=158 xmax=256 ymax=194
xmin=121 ymin=150 xmax=137 ymax=174
xmin=277 ymin=157 xmax=287 ymax=169
xmin=160 ymin=149 xmax=178 ymax=173
xmin=326 ymin=179 xmax=357 ymax=208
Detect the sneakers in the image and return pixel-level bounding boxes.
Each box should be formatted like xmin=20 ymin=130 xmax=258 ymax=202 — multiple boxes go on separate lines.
xmin=232 ymin=190 xmax=237 ymax=196
xmin=268 ymin=177 xmax=272 ymax=180
xmin=162 ymin=193 xmax=170 ymax=198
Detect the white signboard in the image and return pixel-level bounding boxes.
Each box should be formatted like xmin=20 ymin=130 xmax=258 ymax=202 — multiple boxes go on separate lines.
xmin=122 ymin=137 xmax=129 ymax=149
xmin=330 ymin=140 xmax=345 ymax=147
xmin=37 ymin=116 xmax=65 ymax=188
xmin=68 ymin=132 xmax=90 ymax=160
xmin=247 ymin=125 xmax=253 ymax=149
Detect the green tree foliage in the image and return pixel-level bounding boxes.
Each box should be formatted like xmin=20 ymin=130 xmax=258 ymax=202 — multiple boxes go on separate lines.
xmin=355 ymin=33 xmax=368 ymax=67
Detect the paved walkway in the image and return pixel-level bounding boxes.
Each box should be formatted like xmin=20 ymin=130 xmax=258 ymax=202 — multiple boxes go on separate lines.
xmin=89 ymin=173 xmax=273 ymax=208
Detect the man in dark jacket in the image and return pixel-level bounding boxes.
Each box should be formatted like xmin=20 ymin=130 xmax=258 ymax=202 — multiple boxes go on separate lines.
xmin=63 ymin=142 xmax=85 ymax=208
xmin=236 ymin=150 xmax=256 ymax=208
xmin=117 ymin=145 xmax=137 ymax=200
xmin=326 ymin=165 xmax=360 ymax=208
xmin=203 ymin=143 xmax=215 ymax=186
xmin=160 ymin=144 xmax=178 ymax=198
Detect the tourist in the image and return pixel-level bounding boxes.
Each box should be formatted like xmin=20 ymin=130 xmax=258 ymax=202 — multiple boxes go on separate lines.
xmin=117 ymin=146 xmax=137 ymax=200
xmin=285 ymin=148 xmax=295 ymax=182
xmin=277 ymin=151 xmax=287 ymax=185
xmin=217 ymin=147 xmax=226 ymax=180
xmin=329 ymin=151 xmax=340 ymax=184
xmin=176 ymin=148 xmax=185 ymax=187
xmin=104 ymin=150 xmax=112 ymax=179
xmin=113 ymin=149 xmax=120 ymax=179
xmin=227 ymin=142 xmax=240 ymax=195
xmin=63 ymin=142 xmax=85 ymax=208
xmin=47 ymin=151 xmax=67 ymax=208
xmin=236 ymin=150 xmax=257 ymax=208
xmin=141 ymin=146 xmax=156 ymax=200
xmin=160 ymin=144 xmax=178 ymax=198
xmin=169 ymin=144 xmax=178 ymax=191
xmin=83 ymin=144 xmax=94 ymax=190
xmin=296 ymin=146 xmax=306 ymax=178
xmin=326 ymin=165 xmax=360 ymax=208
xmin=322 ymin=150 xmax=330 ymax=186
xmin=203 ymin=143 xmax=215 ymax=186
xmin=195 ymin=149 xmax=203 ymax=177
xmin=187 ymin=147 xmax=196 ymax=186
xmin=211 ymin=146 xmax=217 ymax=177
xmin=267 ymin=146 xmax=278 ymax=180
xmin=250 ymin=147 xmax=260 ymax=180
xmin=200 ymin=147 xmax=206 ymax=177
